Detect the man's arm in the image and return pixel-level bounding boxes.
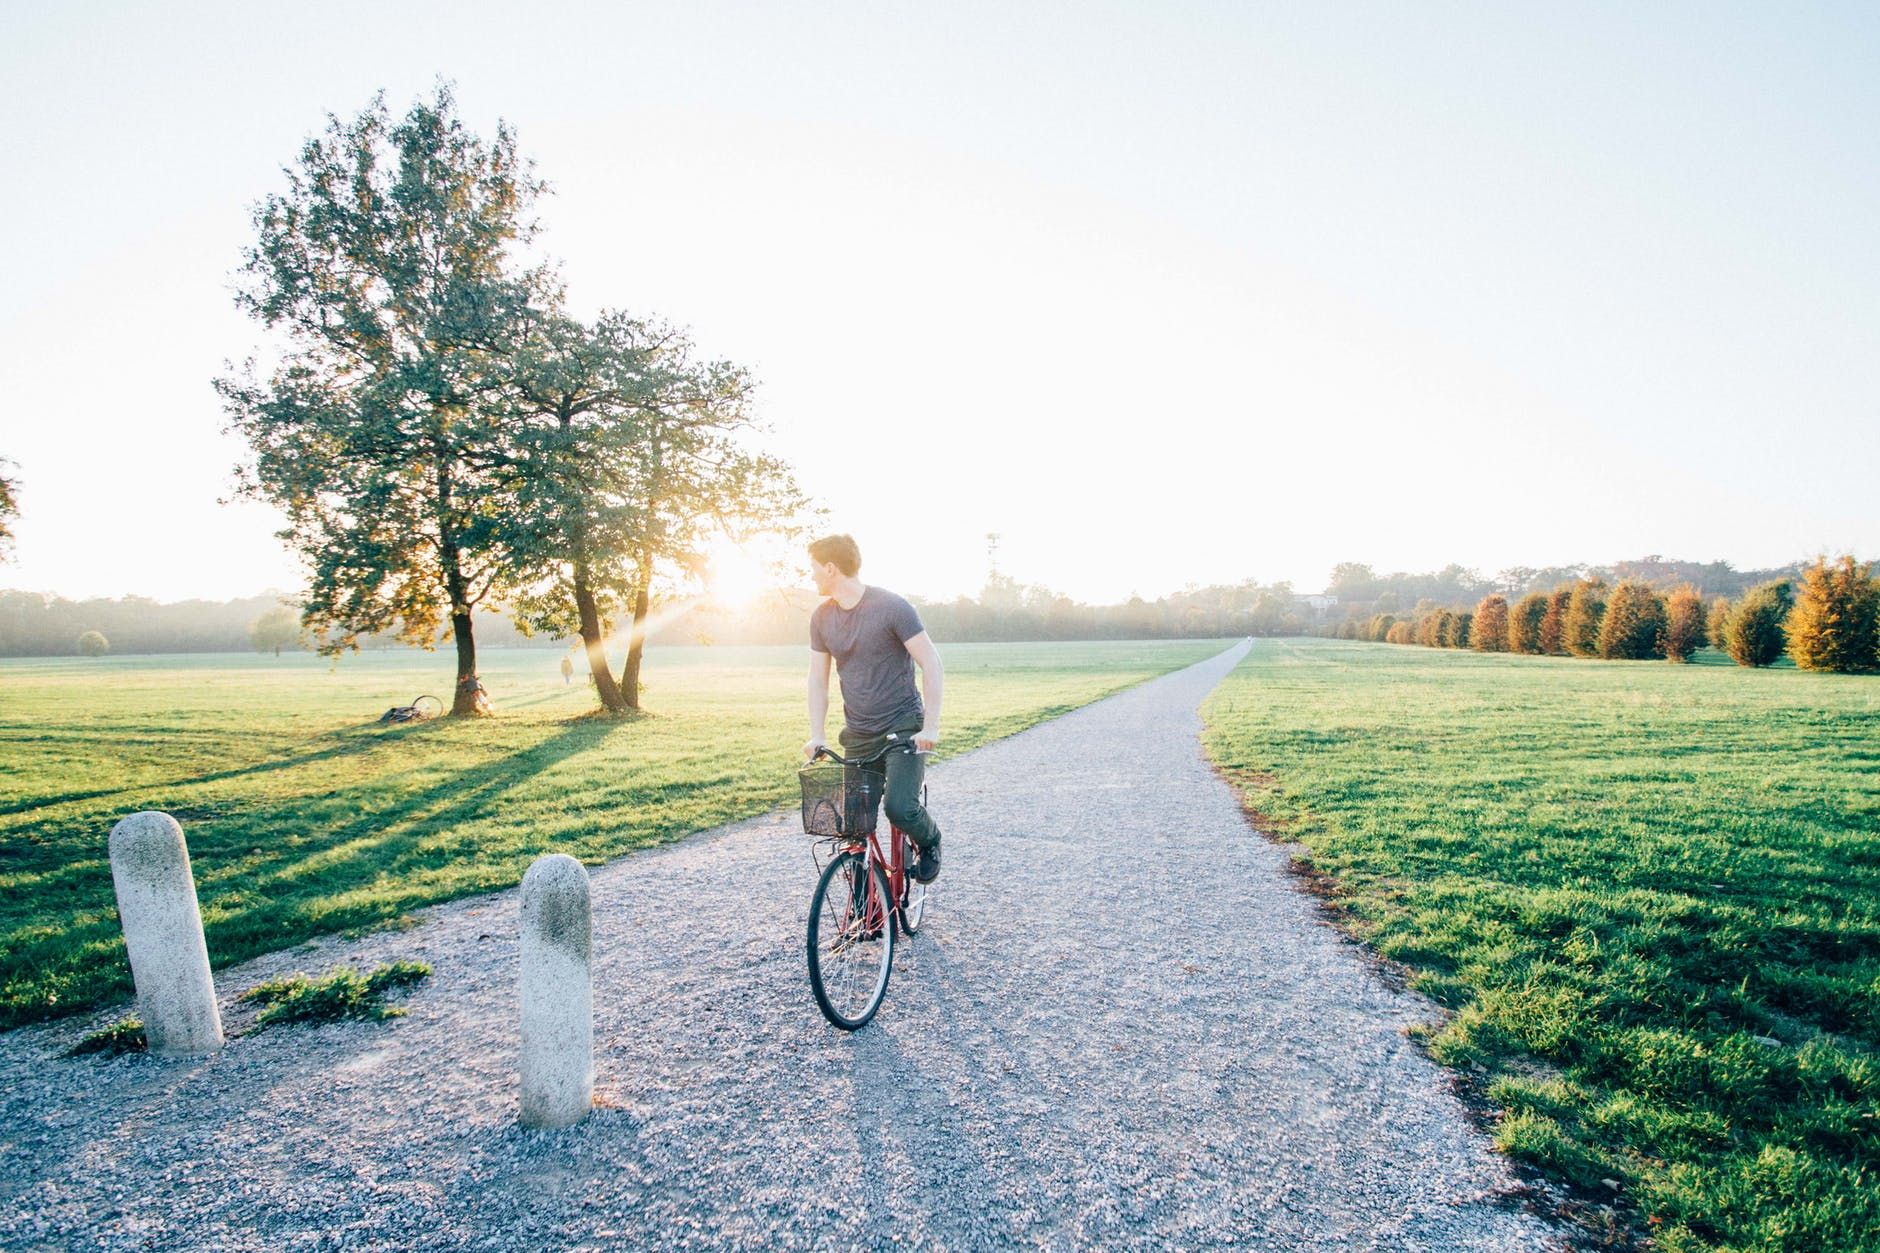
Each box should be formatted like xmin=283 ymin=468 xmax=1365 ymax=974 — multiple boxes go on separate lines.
xmin=905 ymin=630 xmax=944 ymax=751
xmin=805 ymin=649 xmax=832 ymax=759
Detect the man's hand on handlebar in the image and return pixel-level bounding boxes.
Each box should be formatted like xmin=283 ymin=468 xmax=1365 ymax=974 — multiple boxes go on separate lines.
xmin=803 ymin=736 xmax=828 ymax=761
xmin=915 ymin=729 xmax=939 ymax=753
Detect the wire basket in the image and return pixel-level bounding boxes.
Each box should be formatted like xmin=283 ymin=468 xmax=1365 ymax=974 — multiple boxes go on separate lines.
xmin=799 ymin=762 xmax=884 ymax=837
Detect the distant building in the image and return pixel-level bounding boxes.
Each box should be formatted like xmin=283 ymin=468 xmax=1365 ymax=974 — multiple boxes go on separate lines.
xmin=1298 ymin=593 xmax=1338 ymax=617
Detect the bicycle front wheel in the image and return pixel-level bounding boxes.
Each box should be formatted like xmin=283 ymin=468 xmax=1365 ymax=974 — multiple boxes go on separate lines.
xmin=807 ymin=849 xmax=894 ymax=1030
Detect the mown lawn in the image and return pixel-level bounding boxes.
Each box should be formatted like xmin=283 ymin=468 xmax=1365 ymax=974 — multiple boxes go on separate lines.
xmin=1 ymin=639 xmax=1227 ymax=1028
xmin=1202 ymin=639 xmax=1880 ymax=1253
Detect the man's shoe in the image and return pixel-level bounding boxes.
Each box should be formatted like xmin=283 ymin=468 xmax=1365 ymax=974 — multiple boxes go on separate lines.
xmin=910 ymin=837 xmax=941 ymax=884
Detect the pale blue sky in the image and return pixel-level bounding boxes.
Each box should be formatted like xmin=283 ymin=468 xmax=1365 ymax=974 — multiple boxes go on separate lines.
xmin=2 ymin=2 xmax=1875 ymax=604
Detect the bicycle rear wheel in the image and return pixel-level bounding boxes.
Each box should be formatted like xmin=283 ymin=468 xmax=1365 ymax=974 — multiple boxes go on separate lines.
xmin=807 ymin=849 xmax=894 ymax=1030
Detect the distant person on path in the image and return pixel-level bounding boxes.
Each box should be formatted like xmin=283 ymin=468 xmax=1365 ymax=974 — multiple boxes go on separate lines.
xmin=803 ymin=533 xmax=946 ymax=882
xmin=560 ymin=655 xmax=574 ymax=685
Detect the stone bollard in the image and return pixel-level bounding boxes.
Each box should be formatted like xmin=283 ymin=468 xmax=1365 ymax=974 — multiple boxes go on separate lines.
xmin=519 ymin=853 xmax=592 ymax=1128
xmin=108 ymin=811 xmax=224 ymax=1054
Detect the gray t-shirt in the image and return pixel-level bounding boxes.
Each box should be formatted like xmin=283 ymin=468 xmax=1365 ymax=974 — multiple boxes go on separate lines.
xmin=810 ymin=586 xmax=926 ymax=736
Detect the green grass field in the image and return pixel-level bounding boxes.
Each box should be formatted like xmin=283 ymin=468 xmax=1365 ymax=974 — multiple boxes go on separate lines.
xmin=1 ymin=639 xmax=1226 ymax=1029
xmin=1202 ymin=639 xmax=1880 ymax=1253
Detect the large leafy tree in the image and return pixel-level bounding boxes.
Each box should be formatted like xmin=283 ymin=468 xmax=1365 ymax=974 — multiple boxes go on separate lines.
xmin=614 ymin=334 xmax=803 ymax=708
xmin=497 ymin=311 xmax=654 ymax=710
xmin=219 ymin=87 xmax=546 ymax=714
xmin=500 ymin=313 xmax=805 ymax=710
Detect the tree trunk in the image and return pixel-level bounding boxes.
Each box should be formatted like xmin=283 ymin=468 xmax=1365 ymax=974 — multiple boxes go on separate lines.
xmin=573 ymin=562 xmax=627 ymax=711
xmin=437 ymin=457 xmax=485 ymax=718
xmin=621 ymin=559 xmax=651 ymax=711
xmin=450 ymin=607 xmax=480 ymax=714
xmin=618 ymin=425 xmax=661 ymax=712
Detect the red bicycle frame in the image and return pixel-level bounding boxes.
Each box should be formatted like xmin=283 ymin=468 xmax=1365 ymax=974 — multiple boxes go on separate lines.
xmin=834 ymin=819 xmax=912 ymax=931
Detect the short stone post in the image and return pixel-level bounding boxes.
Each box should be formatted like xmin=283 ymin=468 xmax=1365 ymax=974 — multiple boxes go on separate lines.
xmin=108 ymin=811 xmax=224 ymax=1054
xmin=519 ymin=853 xmax=592 ymax=1128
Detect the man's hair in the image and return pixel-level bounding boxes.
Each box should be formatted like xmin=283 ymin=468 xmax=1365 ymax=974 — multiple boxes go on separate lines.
xmin=808 ymin=533 xmax=862 ymax=576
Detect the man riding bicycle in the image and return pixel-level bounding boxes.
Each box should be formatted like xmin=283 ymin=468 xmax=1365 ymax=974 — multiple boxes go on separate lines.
xmin=802 ymin=533 xmax=945 ymax=884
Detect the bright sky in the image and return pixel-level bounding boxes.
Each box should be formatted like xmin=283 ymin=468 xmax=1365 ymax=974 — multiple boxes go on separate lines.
xmin=2 ymin=2 xmax=1875 ymax=605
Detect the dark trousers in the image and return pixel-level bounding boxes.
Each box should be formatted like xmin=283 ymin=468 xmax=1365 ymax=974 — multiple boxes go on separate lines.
xmin=841 ymin=724 xmax=941 ymax=850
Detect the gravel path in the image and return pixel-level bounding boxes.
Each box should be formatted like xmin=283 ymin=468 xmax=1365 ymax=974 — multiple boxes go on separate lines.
xmin=0 ymin=642 xmax=1567 ymax=1250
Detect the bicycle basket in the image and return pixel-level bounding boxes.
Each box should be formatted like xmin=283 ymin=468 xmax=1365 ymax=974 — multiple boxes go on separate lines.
xmin=799 ymin=763 xmax=884 ymax=837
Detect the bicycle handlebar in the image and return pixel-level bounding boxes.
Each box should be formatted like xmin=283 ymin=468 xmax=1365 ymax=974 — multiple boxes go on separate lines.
xmin=809 ymin=731 xmax=922 ymax=767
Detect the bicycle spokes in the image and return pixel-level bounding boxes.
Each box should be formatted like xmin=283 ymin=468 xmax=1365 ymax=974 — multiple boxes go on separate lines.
xmin=807 ymin=849 xmax=893 ymax=1029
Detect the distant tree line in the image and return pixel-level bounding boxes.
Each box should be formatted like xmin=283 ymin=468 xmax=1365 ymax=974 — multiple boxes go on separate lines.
xmin=0 ymin=590 xmax=553 ymax=658
xmin=0 ymin=575 xmax=1302 ymax=658
xmin=1324 ymin=555 xmax=1805 ymax=614
xmin=1341 ymin=555 xmax=1878 ymax=674
xmin=677 ymin=573 xmax=1307 ymax=645
xmin=16 ymin=552 xmax=1876 ymax=665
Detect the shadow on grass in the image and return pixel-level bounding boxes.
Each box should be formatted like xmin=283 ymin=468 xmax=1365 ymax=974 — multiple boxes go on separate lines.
xmin=1 ymin=716 xmax=631 ymax=1029
xmin=0 ymin=719 xmax=458 ymax=819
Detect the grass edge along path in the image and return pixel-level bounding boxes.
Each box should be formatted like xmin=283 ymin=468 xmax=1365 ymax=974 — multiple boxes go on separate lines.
xmin=1201 ymin=639 xmax=1880 ymax=1253
xmin=2 ymin=640 xmax=1230 ymax=1030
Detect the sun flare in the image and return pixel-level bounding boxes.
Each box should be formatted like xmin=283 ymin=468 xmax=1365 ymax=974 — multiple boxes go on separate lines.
xmin=703 ymin=536 xmax=778 ymax=610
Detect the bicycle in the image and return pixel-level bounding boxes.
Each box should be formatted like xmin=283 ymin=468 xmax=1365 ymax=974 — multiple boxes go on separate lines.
xmin=798 ymin=734 xmax=931 ymax=1030
xmin=379 ymin=694 xmax=442 ymax=724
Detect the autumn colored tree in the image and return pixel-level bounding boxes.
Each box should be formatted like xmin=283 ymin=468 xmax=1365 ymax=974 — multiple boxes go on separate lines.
xmin=1724 ymin=581 xmax=1793 ymax=667
xmin=1470 ymin=595 xmax=1510 ymax=652
xmin=1367 ymin=613 xmax=1396 ymax=642
xmin=1508 ymin=592 xmax=1547 ymax=654
xmin=1386 ymin=621 xmax=1412 ymax=644
xmin=1706 ymin=596 xmax=1732 ymax=651
xmin=1785 ymin=555 xmax=1879 ymax=673
xmin=1441 ymin=610 xmax=1472 ymax=649
xmin=1596 ymin=580 xmax=1667 ymax=660
xmin=1538 ymin=585 xmax=1573 ymax=656
xmin=77 ymin=630 xmax=108 ymax=657
xmin=1562 ymin=579 xmax=1608 ymax=658
xmin=1661 ymin=585 xmax=1707 ymax=662
xmin=1423 ymin=610 xmax=1452 ymax=648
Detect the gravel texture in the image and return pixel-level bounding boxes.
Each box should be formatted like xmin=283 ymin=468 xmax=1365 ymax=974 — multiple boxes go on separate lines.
xmin=0 ymin=642 xmax=1568 ymax=1250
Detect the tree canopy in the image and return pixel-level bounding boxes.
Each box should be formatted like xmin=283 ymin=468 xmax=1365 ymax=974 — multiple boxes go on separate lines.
xmin=1786 ymin=556 xmax=1878 ymax=673
xmin=495 ymin=311 xmax=804 ymax=709
xmin=220 ymin=85 xmax=549 ymax=714
xmin=1724 ymin=581 xmax=1794 ymax=668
